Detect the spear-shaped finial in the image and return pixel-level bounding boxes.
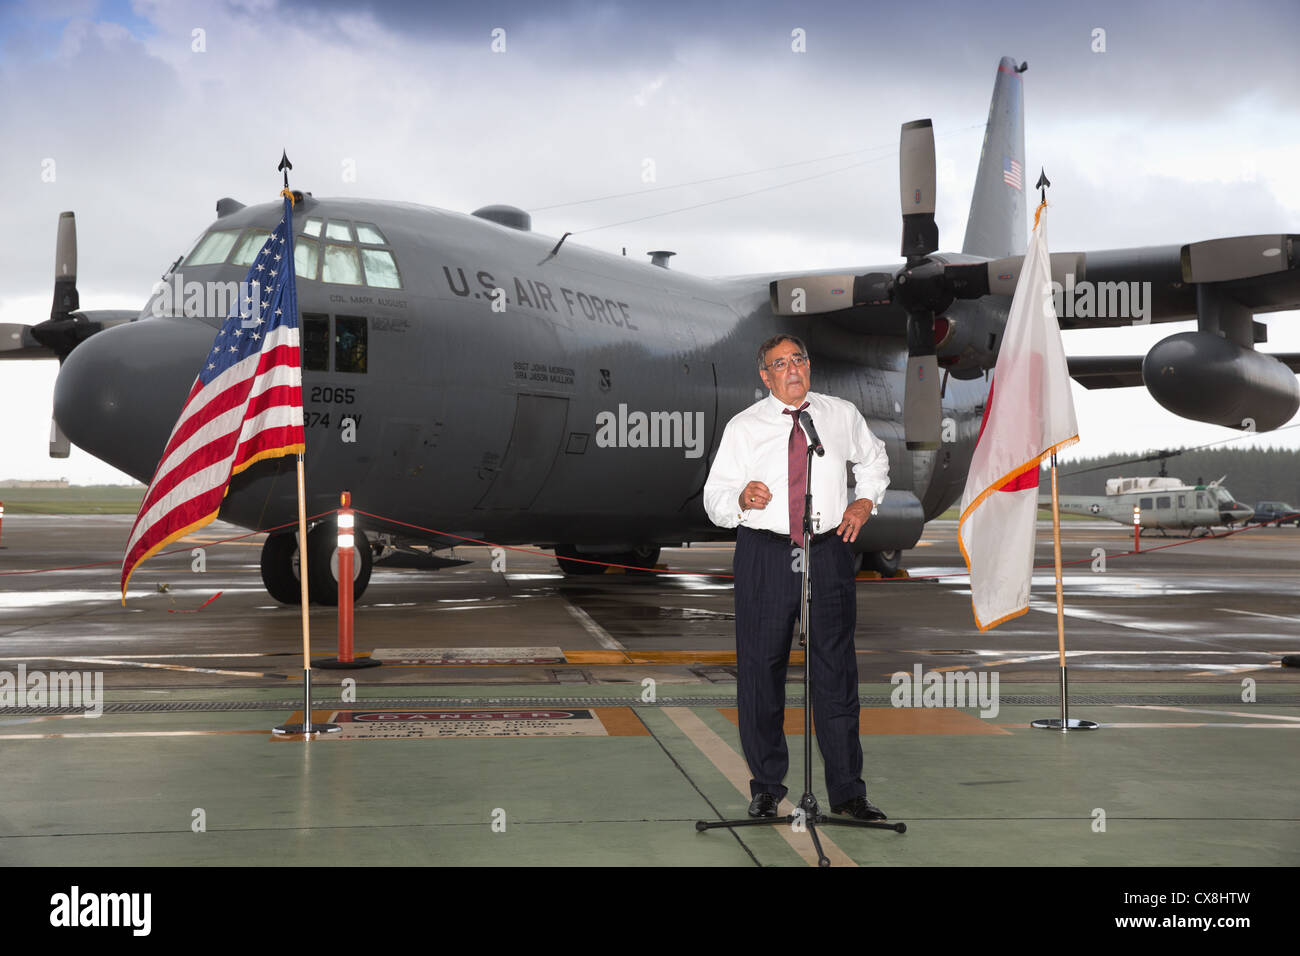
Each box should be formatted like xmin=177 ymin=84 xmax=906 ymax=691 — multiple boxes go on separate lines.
xmin=1036 ymin=168 xmax=1050 ymax=205
xmin=278 ymin=149 xmax=293 ymax=189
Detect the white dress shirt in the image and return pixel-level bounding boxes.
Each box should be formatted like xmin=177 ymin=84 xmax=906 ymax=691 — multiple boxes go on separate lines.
xmin=704 ymin=390 xmax=890 ymax=534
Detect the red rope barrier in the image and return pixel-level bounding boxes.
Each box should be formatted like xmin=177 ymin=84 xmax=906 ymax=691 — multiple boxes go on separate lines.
xmin=350 ymin=509 xmax=734 ymax=577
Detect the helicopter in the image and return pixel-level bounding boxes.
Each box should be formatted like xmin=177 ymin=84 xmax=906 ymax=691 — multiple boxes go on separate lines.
xmin=1050 ymin=474 xmax=1253 ymax=535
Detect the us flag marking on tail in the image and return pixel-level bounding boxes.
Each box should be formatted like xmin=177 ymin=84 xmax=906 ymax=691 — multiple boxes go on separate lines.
xmin=1003 ymin=156 xmax=1023 ymax=190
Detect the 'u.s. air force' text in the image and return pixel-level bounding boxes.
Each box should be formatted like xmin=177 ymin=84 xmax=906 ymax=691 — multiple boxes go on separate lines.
xmin=442 ymin=266 xmax=637 ymax=330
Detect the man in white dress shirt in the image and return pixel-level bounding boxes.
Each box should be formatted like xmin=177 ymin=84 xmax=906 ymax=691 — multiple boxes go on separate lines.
xmin=704 ymin=334 xmax=891 ymax=820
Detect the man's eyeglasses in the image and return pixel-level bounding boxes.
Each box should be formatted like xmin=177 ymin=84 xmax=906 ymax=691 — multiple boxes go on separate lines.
xmin=764 ymin=353 xmax=808 ymax=372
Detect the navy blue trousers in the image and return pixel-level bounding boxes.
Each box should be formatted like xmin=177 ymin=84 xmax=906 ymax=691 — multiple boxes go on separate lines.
xmin=733 ymin=526 xmax=866 ymax=806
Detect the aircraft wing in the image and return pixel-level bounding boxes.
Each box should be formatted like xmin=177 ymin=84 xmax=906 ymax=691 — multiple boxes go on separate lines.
xmin=1068 ymin=351 xmax=1300 ymax=389
xmin=1059 ymin=235 xmax=1300 ymax=329
xmin=1057 ymin=235 xmax=1300 ymax=428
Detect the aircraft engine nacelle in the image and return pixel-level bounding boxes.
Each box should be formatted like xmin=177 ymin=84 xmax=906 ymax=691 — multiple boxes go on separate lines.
xmin=933 ymin=313 xmax=997 ymax=377
xmin=1142 ymin=331 xmax=1300 ymax=431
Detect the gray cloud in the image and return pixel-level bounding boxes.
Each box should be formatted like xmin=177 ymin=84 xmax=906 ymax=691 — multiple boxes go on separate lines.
xmin=2 ymin=0 xmax=1298 ymax=479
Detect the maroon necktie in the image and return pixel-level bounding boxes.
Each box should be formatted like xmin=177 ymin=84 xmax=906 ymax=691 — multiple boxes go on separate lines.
xmin=783 ymin=403 xmax=810 ymax=546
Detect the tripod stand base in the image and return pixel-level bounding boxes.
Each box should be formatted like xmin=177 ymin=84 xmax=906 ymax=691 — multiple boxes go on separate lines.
xmin=696 ymin=814 xmax=905 ymax=834
xmin=696 ymin=807 xmax=905 ymax=867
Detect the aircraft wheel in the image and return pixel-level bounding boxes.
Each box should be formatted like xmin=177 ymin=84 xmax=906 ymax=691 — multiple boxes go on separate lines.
xmin=554 ymin=544 xmax=608 ymax=575
xmin=306 ymin=521 xmax=373 ymax=605
xmin=621 ymin=544 xmax=661 ymax=573
xmin=861 ymin=549 xmax=901 ymax=576
xmin=554 ymin=544 xmax=661 ymax=575
xmin=260 ymin=532 xmax=302 ymax=605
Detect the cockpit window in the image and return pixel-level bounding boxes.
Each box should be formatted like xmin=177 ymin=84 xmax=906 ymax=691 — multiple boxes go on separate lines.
xmin=361 ymin=249 xmax=400 ymax=288
xmin=322 ymin=244 xmax=362 ymax=285
xmin=291 ymin=218 xmax=401 ymax=289
xmin=302 ymin=313 xmax=329 ymax=371
xmin=295 ymin=239 xmax=320 ymax=280
xmin=325 ymin=220 xmax=354 ymax=242
xmin=230 ymin=229 xmax=270 ymax=267
xmin=185 ymin=230 xmax=240 ymax=266
xmin=1215 ymin=488 xmax=1234 ymax=504
xmin=335 ymin=316 xmax=367 ymax=373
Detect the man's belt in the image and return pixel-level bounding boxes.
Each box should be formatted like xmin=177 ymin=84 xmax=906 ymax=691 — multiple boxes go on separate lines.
xmin=744 ymin=527 xmax=840 ymax=545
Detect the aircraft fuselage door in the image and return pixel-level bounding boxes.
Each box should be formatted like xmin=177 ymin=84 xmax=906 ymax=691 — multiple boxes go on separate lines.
xmin=475 ymin=393 xmax=569 ymax=510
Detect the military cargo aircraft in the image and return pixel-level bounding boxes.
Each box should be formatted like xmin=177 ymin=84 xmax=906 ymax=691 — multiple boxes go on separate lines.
xmin=1048 ymin=475 xmax=1254 ymax=534
xmin=3 ymin=56 xmax=1300 ymax=603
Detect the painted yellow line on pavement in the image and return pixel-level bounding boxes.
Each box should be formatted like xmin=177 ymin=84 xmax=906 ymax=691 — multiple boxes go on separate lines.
xmin=662 ymin=707 xmax=857 ymax=868
xmin=29 ymin=655 xmax=282 ymax=679
xmin=565 ymin=649 xmax=882 ymax=665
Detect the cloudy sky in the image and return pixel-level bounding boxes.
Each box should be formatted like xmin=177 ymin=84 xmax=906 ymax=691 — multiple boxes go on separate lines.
xmin=2 ymin=0 xmax=1299 ymax=484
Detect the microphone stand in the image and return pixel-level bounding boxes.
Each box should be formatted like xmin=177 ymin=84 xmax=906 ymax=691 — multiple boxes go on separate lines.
xmin=696 ymin=434 xmax=906 ymax=866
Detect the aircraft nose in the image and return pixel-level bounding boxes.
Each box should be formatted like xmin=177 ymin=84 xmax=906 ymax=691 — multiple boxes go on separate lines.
xmin=53 ymin=317 xmax=213 ymax=482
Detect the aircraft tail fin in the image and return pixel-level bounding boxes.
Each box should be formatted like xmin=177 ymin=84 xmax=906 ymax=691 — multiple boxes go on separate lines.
xmin=962 ymin=57 xmax=1027 ymax=259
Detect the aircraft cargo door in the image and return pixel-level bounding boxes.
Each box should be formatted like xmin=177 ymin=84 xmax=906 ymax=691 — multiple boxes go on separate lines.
xmin=475 ymin=394 xmax=568 ymax=510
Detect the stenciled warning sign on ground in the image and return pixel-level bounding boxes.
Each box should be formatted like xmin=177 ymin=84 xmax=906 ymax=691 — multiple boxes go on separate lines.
xmin=372 ymin=646 xmax=566 ymax=666
xmin=327 ymin=708 xmax=609 ymax=739
xmin=272 ymin=707 xmax=650 ymax=740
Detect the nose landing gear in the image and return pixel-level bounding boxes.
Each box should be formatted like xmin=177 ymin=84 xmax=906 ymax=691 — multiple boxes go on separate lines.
xmin=260 ymin=522 xmax=373 ymax=605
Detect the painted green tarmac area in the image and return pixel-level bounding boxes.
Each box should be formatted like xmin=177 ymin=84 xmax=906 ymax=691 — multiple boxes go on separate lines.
xmin=1 ymin=685 xmax=1296 ymax=867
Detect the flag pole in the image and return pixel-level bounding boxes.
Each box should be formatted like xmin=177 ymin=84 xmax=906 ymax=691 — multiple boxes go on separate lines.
xmin=271 ymin=152 xmax=338 ymax=737
xmin=296 ymin=453 xmax=313 ymax=733
xmin=1030 ymin=452 xmax=1095 ymax=730
xmin=1029 ymin=174 xmax=1097 ymax=732
xmin=1051 ymin=453 xmax=1069 ymax=726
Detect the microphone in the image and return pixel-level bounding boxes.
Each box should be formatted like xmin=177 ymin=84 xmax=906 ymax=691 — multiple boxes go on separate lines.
xmin=798 ymin=410 xmax=825 ymax=457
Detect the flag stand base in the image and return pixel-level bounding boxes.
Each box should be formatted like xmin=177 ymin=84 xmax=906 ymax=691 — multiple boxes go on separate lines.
xmin=273 ymin=668 xmax=340 ymax=736
xmin=1031 ymin=665 xmax=1099 ymax=731
xmin=1030 ymin=718 xmax=1099 ymax=730
xmin=315 ymin=657 xmax=383 ymax=669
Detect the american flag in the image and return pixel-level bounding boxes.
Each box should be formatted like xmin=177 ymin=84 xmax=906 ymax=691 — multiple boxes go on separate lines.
xmin=121 ymin=193 xmax=305 ymax=599
xmin=1003 ymin=156 xmax=1023 ymax=190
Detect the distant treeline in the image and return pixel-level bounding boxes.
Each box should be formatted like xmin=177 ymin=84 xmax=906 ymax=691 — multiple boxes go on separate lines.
xmin=1049 ymin=447 xmax=1300 ymax=505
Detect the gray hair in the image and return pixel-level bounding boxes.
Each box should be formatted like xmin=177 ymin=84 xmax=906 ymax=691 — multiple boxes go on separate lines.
xmin=757 ymin=333 xmax=808 ymax=370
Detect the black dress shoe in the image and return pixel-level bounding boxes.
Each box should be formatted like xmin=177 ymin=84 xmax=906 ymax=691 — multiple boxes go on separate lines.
xmin=747 ymin=793 xmax=780 ymax=818
xmin=831 ymin=795 xmax=887 ymax=821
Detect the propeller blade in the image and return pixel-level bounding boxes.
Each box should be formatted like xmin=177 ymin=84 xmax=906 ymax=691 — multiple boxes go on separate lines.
xmin=768 ymin=273 xmax=894 ymax=316
xmin=946 ymin=252 xmax=1086 ymax=298
xmin=899 ymin=119 xmax=938 ymax=259
xmin=0 ymin=322 xmax=57 ymax=360
xmin=1180 ymin=235 xmax=1296 ymax=284
xmin=49 ymin=418 xmax=70 ymax=459
xmin=904 ymin=311 xmax=942 ymax=449
xmin=52 ymin=211 xmax=79 ymax=321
